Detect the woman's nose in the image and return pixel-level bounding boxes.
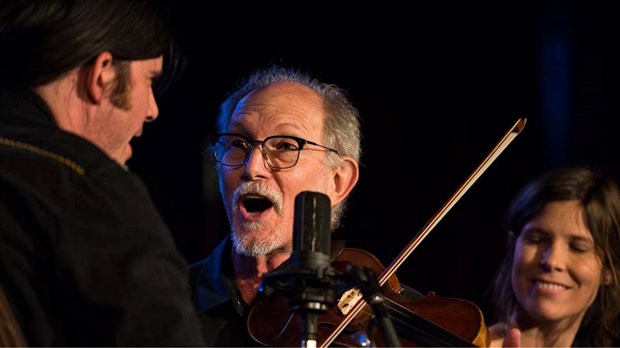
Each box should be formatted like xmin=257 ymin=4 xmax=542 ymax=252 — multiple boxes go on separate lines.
xmin=538 ymin=243 xmax=566 ymax=272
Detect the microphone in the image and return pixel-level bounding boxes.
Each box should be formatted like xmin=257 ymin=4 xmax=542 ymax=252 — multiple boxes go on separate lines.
xmin=291 ymin=191 xmax=334 ymax=348
xmin=260 ymin=191 xmax=335 ymax=298
xmin=291 ymin=191 xmax=332 ymax=290
xmin=261 ymin=191 xmax=336 ymax=347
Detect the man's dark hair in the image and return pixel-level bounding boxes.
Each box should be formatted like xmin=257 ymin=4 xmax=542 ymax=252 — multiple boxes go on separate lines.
xmin=0 ymin=0 xmax=182 ymax=90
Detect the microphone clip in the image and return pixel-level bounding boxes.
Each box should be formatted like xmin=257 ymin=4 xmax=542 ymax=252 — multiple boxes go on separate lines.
xmin=261 ymin=249 xmax=336 ymax=313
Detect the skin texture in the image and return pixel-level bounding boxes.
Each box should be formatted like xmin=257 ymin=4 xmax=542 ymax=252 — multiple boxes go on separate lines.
xmin=490 ymin=200 xmax=611 ymax=347
xmin=35 ymin=52 xmax=163 ymax=164
xmin=218 ymin=81 xmax=359 ymax=304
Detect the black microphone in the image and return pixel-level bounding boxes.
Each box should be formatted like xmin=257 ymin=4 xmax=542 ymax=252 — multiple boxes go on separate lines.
xmin=281 ymin=191 xmax=335 ymax=314
xmin=260 ymin=191 xmax=336 ymax=347
xmin=291 ymin=191 xmax=332 ymax=281
xmin=259 ymin=191 xmax=335 ymax=298
xmin=290 ymin=191 xmax=335 ymax=347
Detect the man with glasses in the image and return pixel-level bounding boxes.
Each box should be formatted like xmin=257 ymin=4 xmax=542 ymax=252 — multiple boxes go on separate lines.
xmin=188 ymin=65 xmax=361 ymax=346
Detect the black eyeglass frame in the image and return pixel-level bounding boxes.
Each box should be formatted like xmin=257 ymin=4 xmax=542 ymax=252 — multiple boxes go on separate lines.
xmin=207 ymin=132 xmax=340 ymax=169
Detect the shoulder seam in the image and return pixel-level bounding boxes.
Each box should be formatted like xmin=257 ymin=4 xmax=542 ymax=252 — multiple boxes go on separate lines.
xmin=0 ymin=136 xmax=85 ymax=175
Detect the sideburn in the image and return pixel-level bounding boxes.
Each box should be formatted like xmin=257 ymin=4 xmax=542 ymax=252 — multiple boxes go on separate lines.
xmin=109 ymin=61 xmax=131 ymax=110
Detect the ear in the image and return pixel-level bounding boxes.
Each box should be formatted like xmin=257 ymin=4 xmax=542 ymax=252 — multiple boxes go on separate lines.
xmin=603 ymin=268 xmax=613 ymax=286
xmin=86 ymin=52 xmax=115 ymax=103
xmin=326 ymin=156 xmax=359 ymax=207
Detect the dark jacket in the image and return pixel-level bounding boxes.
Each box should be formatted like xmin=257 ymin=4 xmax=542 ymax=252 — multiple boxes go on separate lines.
xmin=0 ymin=87 xmax=205 ymax=346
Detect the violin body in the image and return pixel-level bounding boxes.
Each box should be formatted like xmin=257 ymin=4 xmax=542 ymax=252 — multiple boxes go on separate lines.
xmin=247 ymin=247 xmax=490 ymax=347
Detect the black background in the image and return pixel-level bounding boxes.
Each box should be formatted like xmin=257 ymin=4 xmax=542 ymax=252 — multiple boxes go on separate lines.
xmin=128 ymin=0 xmax=620 ymax=322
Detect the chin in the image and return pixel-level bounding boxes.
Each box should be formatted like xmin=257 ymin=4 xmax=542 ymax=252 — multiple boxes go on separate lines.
xmin=233 ymin=237 xmax=279 ymax=257
xmin=232 ymin=227 xmax=285 ymax=257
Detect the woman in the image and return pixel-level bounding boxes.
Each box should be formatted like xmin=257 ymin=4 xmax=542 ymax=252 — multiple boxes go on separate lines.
xmin=487 ymin=167 xmax=620 ymax=347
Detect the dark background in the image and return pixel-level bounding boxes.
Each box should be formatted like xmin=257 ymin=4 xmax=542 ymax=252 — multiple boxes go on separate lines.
xmin=128 ymin=0 xmax=620 ymax=323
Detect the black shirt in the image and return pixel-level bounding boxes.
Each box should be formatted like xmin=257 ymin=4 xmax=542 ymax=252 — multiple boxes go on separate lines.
xmin=188 ymin=236 xmax=257 ymax=346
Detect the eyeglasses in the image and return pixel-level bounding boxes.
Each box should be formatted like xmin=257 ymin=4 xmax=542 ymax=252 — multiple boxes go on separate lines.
xmin=208 ymin=133 xmax=340 ymax=169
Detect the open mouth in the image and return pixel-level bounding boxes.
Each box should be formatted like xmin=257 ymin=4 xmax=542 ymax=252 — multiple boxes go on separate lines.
xmin=242 ymin=195 xmax=274 ymax=214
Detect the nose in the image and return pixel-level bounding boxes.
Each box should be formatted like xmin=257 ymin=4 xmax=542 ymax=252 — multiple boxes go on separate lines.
xmin=242 ymin=145 xmax=270 ymax=179
xmin=538 ymin=242 xmax=566 ymax=272
xmin=145 ymin=89 xmax=159 ymax=122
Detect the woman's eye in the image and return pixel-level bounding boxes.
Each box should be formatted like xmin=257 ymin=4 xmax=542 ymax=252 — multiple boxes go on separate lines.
xmin=523 ymin=230 xmax=546 ymax=243
xmin=570 ymin=241 xmax=593 ymax=253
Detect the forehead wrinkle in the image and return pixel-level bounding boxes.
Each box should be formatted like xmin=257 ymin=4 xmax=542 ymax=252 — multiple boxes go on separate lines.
xmin=230 ymin=82 xmax=325 ymax=138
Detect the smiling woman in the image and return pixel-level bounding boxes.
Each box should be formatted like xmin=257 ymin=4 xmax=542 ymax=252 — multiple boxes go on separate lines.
xmin=486 ymin=167 xmax=620 ymax=347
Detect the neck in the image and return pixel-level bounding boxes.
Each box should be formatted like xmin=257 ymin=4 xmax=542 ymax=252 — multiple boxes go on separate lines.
xmin=232 ymin=249 xmax=291 ymax=305
xmin=518 ymin=325 xmax=577 ymax=347
xmin=514 ymin=311 xmax=583 ymax=347
xmin=34 ymin=69 xmax=87 ymax=134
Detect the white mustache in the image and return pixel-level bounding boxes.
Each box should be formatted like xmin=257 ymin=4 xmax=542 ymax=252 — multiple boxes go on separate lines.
xmin=232 ymin=181 xmax=283 ymax=215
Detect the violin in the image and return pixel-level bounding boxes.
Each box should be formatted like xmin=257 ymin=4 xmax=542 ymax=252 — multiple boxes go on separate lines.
xmin=248 ymin=246 xmax=490 ymax=346
xmin=247 ymin=118 xmax=527 ymax=347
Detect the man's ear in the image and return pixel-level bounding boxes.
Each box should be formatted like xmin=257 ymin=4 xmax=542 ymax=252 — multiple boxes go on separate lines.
xmin=327 ymin=157 xmax=359 ymax=206
xmin=86 ymin=52 xmax=115 ymax=103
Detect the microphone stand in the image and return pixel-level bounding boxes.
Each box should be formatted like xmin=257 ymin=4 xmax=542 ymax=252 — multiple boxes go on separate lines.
xmin=292 ymin=250 xmax=335 ymax=348
xmin=294 ymin=284 xmax=333 ymax=348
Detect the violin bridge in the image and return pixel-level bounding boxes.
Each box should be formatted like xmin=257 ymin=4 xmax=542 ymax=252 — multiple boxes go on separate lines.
xmin=337 ymin=287 xmax=363 ymax=315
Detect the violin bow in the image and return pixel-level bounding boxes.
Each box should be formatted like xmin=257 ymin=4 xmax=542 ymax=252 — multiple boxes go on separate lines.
xmin=320 ymin=117 xmax=527 ymax=347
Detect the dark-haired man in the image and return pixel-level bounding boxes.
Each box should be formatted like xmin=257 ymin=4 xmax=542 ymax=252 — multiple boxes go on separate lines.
xmin=0 ymin=0 xmax=205 ymax=345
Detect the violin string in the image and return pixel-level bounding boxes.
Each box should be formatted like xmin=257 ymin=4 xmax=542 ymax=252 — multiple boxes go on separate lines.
xmin=381 ymin=297 xmax=476 ymax=347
